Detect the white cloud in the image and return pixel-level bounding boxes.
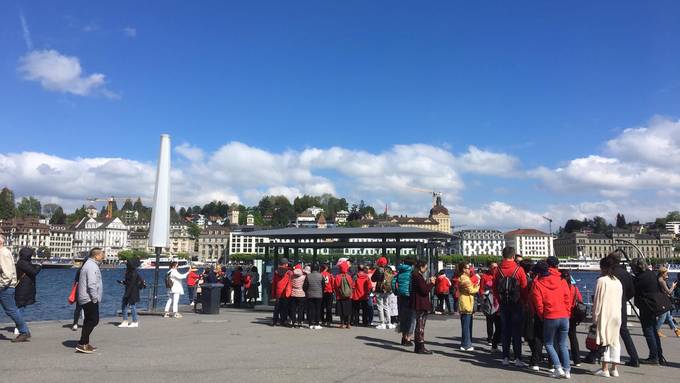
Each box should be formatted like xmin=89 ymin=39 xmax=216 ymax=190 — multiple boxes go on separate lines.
xmin=18 ymin=49 xmax=118 ymax=98
xmin=123 ymin=26 xmax=137 ymax=38
xmin=19 ymin=11 xmax=33 ymax=50
xmin=605 ymin=116 xmax=680 ymax=167
xmin=175 ymin=143 xmax=204 ymax=162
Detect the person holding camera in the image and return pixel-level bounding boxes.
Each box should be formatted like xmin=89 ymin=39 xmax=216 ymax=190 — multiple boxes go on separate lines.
xmin=117 ymin=257 xmax=145 ymax=328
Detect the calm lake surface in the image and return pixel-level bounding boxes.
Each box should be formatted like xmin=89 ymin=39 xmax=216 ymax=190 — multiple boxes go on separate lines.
xmin=4 ymin=269 xmax=601 ymax=323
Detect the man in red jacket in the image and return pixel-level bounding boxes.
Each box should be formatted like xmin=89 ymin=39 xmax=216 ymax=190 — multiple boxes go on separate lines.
xmin=481 ymin=262 xmax=501 ymax=348
xmin=320 ymin=264 xmax=334 ymax=327
xmin=351 ymin=265 xmax=371 ymax=326
xmin=494 ymin=247 xmax=528 ymax=366
xmin=434 ymin=270 xmax=452 ymax=314
xmin=271 ymin=258 xmax=292 ymax=326
xmin=186 ymin=268 xmax=201 ymax=306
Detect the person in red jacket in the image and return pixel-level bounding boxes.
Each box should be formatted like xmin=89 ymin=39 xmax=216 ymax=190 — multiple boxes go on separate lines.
xmin=481 ymin=262 xmax=501 ymax=348
xmin=435 ymin=270 xmax=452 ymax=314
xmin=186 ymin=268 xmax=200 ymax=306
xmin=562 ymin=270 xmax=583 ymax=366
xmin=494 ymin=247 xmax=529 ymax=366
xmin=271 ymin=258 xmax=293 ymax=326
xmin=320 ymin=264 xmax=334 ymax=327
xmin=531 ymin=257 xmax=572 ymax=378
xmin=351 ymin=265 xmax=371 ymax=326
xmin=334 ymin=261 xmax=354 ymax=328
xmin=231 ymin=267 xmax=244 ymax=308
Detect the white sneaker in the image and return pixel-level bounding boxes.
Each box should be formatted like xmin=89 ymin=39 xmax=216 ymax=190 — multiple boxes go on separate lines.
xmin=465 ymin=347 xmax=475 ymax=351
xmin=552 ymin=368 xmax=565 ymax=379
xmin=71 ymin=324 xmax=78 ymax=331
xmin=548 ymin=368 xmax=556 ymax=373
xmin=531 ymin=365 xmax=540 ymax=371
xmin=502 ymin=358 xmax=510 ymax=366
xmin=593 ymin=369 xmax=610 ymax=378
xmin=315 ymin=325 xmax=323 ymax=330
xmin=118 ymin=321 xmax=129 ymax=328
xmin=163 ymin=312 xmax=170 ymax=318
xmin=388 ymin=323 xmax=396 ymax=329
xmin=189 ymin=302 xmax=195 ymax=306
xmin=610 ymin=369 xmax=619 ymax=378
xmin=564 ymin=371 xmax=571 ymax=379
xmin=128 ymin=322 xmax=139 ymax=328
xmin=460 ymin=346 xmax=467 ymax=351
xmin=13 ymin=328 xmax=19 ymax=335
xmin=174 ymin=313 xmax=183 ymax=318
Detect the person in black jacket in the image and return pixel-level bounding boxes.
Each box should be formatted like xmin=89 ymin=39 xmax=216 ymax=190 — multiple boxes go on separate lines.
xmin=15 ymin=247 xmax=41 ymax=330
xmin=118 ymin=257 xmax=144 ymax=328
xmin=631 ymin=257 xmax=665 ymax=365
xmin=610 ymin=253 xmax=640 ymax=367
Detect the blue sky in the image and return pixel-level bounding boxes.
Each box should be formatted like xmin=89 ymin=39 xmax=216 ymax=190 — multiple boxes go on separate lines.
xmin=1 ymin=1 xmax=679 ymax=230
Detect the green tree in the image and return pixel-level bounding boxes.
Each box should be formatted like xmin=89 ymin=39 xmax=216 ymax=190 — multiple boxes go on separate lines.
xmin=37 ymin=246 xmax=51 ymax=259
xmin=121 ymin=199 xmax=134 ymax=211
xmin=16 ymin=196 xmax=42 ymax=218
xmin=666 ymin=211 xmax=680 ymax=222
xmin=118 ymin=249 xmax=151 ymax=261
xmin=187 ymin=222 xmax=202 ymax=240
xmin=68 ymin=205 xmax=89 ymax=224
xmin=50 ymin=206 xmax=67 ymax=224
xmin=0 ymin=187 xmax=16 ymax=219
xmin=615 ymin=213 xmax=627 ymax=229
xmin=592 ymin=216 xmax=608 ymax=234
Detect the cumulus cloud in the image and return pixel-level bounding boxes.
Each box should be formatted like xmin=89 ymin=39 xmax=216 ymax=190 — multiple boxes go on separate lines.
xmin=18 ymin=49 xmax=118 ymax=98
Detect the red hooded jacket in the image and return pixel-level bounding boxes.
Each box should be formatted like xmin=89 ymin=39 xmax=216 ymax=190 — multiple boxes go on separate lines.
xmin=321 ymin=270 xmax=334 ymax=293
xmin=494 ymin=259 xmax=529 ymax=304
xmin=187 ymin=271 xmax=200 ymax=287
xmin=531 ymin=268 xmax=571 ymax=320
xmin=352 ymin=271 xmax=371 ymax=301
xmin=435 ymin=274 xmax=451 ymax=295
xmin=334 ymin=262 xmax=354 ymax=300
xmin=271 ymin=267 xmax=293 ymax=299
xmin=479 ymin=270 xmax=496 ymax=295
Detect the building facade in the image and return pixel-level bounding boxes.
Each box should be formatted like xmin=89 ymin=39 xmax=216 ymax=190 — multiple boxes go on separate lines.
xmin=554 ymin=230 xmax=675 ymax=259
xmin=387 ymin=195 xmax=452 ymax=235
xmin=505 ymin=229 xmax=554 ymax=258
xmin=73 ymin=217 xmax=128 ymax=261
xmin=452 ymin=229 xmax=505 ymax=257
xmin=0 ymin=218 xmax=51 ymax=255
xmin=196 ymin=226 xmax=230 ymax=262
xmin=666 ymin=221 xmax=680 ymax=236
xmin=49 ymin=224 xmax=75 ymax=259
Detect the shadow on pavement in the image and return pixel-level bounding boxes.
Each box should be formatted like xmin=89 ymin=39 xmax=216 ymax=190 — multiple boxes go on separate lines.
xmin=61 ymin=340 xmax=78 ymax=349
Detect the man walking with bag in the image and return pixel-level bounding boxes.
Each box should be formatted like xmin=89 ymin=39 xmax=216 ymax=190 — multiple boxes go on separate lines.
xmin=76 ymin=248 xmax=104 ymax=354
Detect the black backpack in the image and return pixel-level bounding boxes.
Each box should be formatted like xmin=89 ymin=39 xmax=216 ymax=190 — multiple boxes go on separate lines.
xmin=497 ymin=266 xmax=521 ymax=305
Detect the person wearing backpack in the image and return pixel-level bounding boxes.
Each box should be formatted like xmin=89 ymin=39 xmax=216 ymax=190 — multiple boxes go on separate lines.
xmin=372 ymin=256 xmax=393 ymax=329
xmin=480 ymin=262 xmax=500 ymax=349
xmin=434 ymin=270 xmax=452 ymax=315
xmin=334 ymin=260 xmax=354 ymax=328
xmin=494 ymin=246 xmax=528 ymax=367
xmin=164 ymin=262 xmax=190 ymax=318
xmin=392 ymin=258 xmax=416 ymax=346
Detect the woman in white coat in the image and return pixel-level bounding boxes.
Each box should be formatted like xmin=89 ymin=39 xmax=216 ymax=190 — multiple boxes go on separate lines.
xmin=592 ymin=255 xmax=624 ymax=378
xmin=164 ymin=262 xmax=190 ymax=318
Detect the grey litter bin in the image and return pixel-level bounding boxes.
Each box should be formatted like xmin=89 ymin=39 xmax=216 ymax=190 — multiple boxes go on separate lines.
xmin=200 ymin=283 xmax=224 ymax=314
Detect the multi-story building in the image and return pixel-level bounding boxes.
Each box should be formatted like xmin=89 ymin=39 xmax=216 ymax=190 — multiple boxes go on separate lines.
xmin=49 ymin=224 xmax=74 ymax=258
xmin=505 ymin=229 xmax=554 ymax=258
xmin=229 ymin=226 xmax=269 ymax=256
xmin=192 ymin=214 xmax=207 ymax=228
xmin=196 ymin=226 xmax=230 ymax=262
xmin=452 ymin=229 xmax=505 ymax=257
xmin=335 ymin=210 xmax=349 ymax=225
xmin=0 ymin=218 xmax=51 ymax=255
xmin=126 ymin=220 xmax=150 ymax=232
xmin=387 ymin=195 xmax=452 ymax=234
xmin=168 ymin=221 xmax=193 ymax=255
xmin=296 ymin=207 xmax=322 ymax=228
xmin=554 ymin=230 xmax=675 ymax=259
xmin=128 ymin=230 xmax=151 ymax=253
xmin=666 ymin=221 xmax=680 ymax=236
xmin=73 ymin=217 xmax=128 ymax=261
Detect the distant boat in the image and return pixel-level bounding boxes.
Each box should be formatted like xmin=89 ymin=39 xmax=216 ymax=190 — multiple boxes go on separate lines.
xmin=38 ymin=258 xmax=75 ymax=269
xmin=139 ymin=257 xmax=190 ymax=270
xmin=559 ymin=259 xmax=601 ymax=272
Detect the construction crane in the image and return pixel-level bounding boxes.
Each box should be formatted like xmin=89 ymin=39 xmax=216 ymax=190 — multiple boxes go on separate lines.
xmin=542 ymin=216 xmax=553 ymax=236
xmin=406 ymin=186 xmax=443 ymax=207
xmin=86 ymin=196 xmax=142 ymax=219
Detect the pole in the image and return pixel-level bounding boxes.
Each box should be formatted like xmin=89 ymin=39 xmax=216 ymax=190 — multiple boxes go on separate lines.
xmin=151 ymin=246 xmax=162 ymax=311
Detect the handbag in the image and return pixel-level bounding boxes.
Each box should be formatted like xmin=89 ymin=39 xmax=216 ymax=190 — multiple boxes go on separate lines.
xmin=585 ymin=324 xmax=599 ymax=352
xmin=68 ymin=282 xmax=78 ymax=305
xmin=571 ymin=292 xmax=587 ymax=324
xmin=649 ymin=292 xmax=674 ymax=316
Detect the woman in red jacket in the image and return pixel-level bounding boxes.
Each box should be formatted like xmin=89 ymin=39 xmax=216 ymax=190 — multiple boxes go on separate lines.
xmin=351 ymin=265 xmax=371 ymax=327
xmin=435 ymin=270 xmax=452 ymax=314
xmin=562 ymin=270 xmax=583 ymax=366
xmin=334 ymin=261 xmax=354 ymax=329
xmin=410 ymin=260 xmax=436 ymax=354
xmin=531 ymin=257 xmax=572 ymax=379
xmin=320 ymin=264 xmax=335 ymax=327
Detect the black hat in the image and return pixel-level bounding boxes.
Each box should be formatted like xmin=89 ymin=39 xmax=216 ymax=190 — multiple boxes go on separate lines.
xmin=532 ymin=261 xmax=550 ymax=277
xmin=546 ymin=256 xmax=560 ymax=268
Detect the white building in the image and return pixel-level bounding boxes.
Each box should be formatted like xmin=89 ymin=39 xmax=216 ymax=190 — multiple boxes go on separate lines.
xmin=335 ymin=210 xmax=349 ymax=225
xmin=0 ymin=218 xmax=50 ymax=255
xmin=73 ymin=217 xmax=128 ymax=262
xmin=296 ymin=207 xmax=323 ymax=228
xmin=453 ymin=229 xmax=505 ymax=257
xmin=666 ymin=221 xmax=680 ymax=235
xmin=505 ymin=229 xmax=553 ymax=258
xmin=49 ymin=224 xmax=74 ymax=259
xmin=229 ymin=228 xmax=269 ymax=255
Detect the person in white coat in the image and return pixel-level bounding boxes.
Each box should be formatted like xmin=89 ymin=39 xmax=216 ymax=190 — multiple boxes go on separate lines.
xmin=592 ymin=256 xmax=623 ymax=378
xmin=164 ymin=262 xmax=190 ymax=318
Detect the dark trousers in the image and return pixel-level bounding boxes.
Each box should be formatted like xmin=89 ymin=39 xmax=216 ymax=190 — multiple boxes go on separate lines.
xmin=290 ymin=297 xmax=305 ymax=325
xmin=233 ymin=285 xmax=242 ymax=308
xmin=500 ymin=303 xmax=524 ymax=360
xmin=352 ymin=300 xmax=369 ymax=326
xmin=436 ymin=294 xmax=452 ymax=313
xmin=640 ymin=309 xmax=663 ymax=361
xmin=275 ymin=297 xmax=289 ymax=325
xmin=307 ymin=298 xmax=321 ymax=326
xmin=79 ymin=302 xmax=99 ymax=346
xmin=620 ymin=305 xmax=639 ymax=363
xmin=485 ymin=313 xmax=502 ymax=346
xmin=415 ymin=311 xmax=428 ymax=343
xmin=322 ymin=293 xmax=334 ymax=324
xmin=568 ymin=318 xmax=581 ymax=364
xmin=72 ymin=303 xmax=82 ymax=326
xmin=529 ymin=316 xmax=545 ymax=366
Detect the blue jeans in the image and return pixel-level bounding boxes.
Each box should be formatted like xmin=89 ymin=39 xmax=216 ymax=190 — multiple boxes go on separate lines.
xmin=121 ymin=298 xmax=138 ymax=322
xmin=544 ymin=317 xmax=570 ymax=372
xmin=500 ymin=303 xmax=524 ymax=360
xmin=461 ymin=313 xmax=473 ymax=348
xmin=0 ymin=287 xmax=29 ymax=334
xmin=656 ymin=311 xmax=677 ymax=331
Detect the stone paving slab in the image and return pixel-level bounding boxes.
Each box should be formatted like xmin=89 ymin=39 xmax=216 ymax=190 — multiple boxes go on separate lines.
xmin=0 ymin=309 xmax=678 ymax=383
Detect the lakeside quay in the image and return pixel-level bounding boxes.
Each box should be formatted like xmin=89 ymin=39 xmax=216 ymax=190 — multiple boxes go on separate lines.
xmin=1 ymin=308 xmax=679 ymax=383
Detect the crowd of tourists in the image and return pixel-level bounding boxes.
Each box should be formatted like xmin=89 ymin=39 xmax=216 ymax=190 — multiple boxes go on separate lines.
xmin=1 ymin=232 xmax=679 ymax=371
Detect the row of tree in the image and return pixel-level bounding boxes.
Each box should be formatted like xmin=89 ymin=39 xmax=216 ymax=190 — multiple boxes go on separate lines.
xmin=559 ymin=211 xmax=680 ymax=235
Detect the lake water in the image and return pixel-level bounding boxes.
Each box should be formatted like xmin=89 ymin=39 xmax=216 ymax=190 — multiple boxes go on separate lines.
xmin=2 ymin=269 xmax=601 ymax=323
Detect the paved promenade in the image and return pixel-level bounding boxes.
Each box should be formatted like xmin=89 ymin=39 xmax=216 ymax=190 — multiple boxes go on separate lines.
xmin=1 ymin=309 xmax=678 ymax=383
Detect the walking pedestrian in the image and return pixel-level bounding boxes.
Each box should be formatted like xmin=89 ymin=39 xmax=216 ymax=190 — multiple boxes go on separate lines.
xmin=656 ymin=267 xmax=679 ymax=337
xmin=372 ymin=256 xmax=395 ymax=329
xmin=632 ymin=258 xmax=667 ymax=365
xmin=118 ymin=257 xmax=145 ymax=328
xmin=435 ymin=270 xmax=452 ymax=315
xmin=393 ymin=258 xmax=416 ymax=345
xmin=305 ymin=263 xmax=324 ymax=329
xmin=411 ymin=260 xmax=435 ymax=354
xmin=531 ymin=256 xmax=572 ymax=378
xmin=458 ymin=261 xmax=479 ymax=351
xmin=351 ymin=264 xmax=371 ymax=327
xmin=14 ymin=247 xmax=41 ymax=334
xmin=334 ymin=260 xmax=354 ymax=329
xmin=70 ymin=256 xmax=86 ymax=331
xmin=495 ymin=246 xmax=528 ymax=366
xmin=320 ymin=263 xmax=334 ymax=327
xmin=592 ymin=256 xmax=624 ymax=378
xmin=0 ymin=236 xmax=31 ymax=342
xmin=164 ymin=262 xmax=190 ymax=318
xmin=76 ymin=248 xmax=104 ymax=353
xmin=271 ymin=258 xmax=293 ymax=326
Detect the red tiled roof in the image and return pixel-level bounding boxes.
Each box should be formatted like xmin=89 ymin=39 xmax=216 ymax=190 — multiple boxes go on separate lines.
xmin=505 ymin=228 xmax=549 ymax=236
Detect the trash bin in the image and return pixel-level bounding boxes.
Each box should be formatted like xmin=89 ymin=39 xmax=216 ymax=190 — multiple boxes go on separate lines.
xmin=200 ymin=283 xmax=224 ymax=314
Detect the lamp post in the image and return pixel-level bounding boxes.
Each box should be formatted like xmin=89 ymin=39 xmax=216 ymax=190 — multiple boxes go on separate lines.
xmin=149 ymin=134 xmax=171 ymax=311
